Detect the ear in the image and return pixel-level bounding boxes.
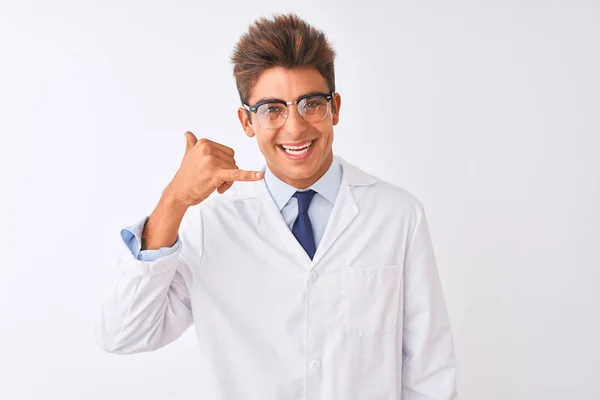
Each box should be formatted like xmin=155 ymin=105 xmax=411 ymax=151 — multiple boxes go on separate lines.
xmin=237 ymin=107 xmax=256 ymax=138
xmin=332 ymin=93 xmax=342 ymax=126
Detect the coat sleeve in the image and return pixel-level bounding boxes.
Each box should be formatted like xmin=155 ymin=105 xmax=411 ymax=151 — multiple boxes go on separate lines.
xmin=401 ymin=202 xmax=458 ymax=400
xmin=96 ymin=206 xmax=203 ymax=354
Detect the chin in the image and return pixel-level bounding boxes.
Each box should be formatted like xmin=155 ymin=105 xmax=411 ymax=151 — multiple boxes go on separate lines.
xmin=262 ymin=138 xmax=332 ymax=186
xmin=283 ymin=168 xmax=317 ymax=180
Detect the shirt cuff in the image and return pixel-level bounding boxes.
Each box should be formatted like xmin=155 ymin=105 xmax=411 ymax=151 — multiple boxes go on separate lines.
xmin=120 ymin=216 xmax=181 ymax=262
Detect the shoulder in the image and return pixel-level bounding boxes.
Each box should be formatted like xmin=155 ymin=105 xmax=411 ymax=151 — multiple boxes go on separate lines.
xmin=373 ymin=177 xmax=424 ymax=214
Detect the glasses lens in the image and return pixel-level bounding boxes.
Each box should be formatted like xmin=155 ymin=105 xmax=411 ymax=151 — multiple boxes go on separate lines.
xmin=299 ymin=95 xmax=329 ymax=122
xmin=257 ymin=103 xmax=287 ymax=129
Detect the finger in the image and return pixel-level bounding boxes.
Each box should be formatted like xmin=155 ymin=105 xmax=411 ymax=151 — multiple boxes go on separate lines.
xmin=209 ymin=148 xmax=238 ymax=165
xmin=217 ymin=181 xmax=233 ymax=194
xmin=184 ymin=131 xmax=198 ymax=153
xmin=198 ymin=138 xmax=235 ymax=157
xmin=212 ymin=159 xmax=237 ymax=190
xmin=219 ymin=168 xmax=264 ymax=182
xmin=211 ymin=155 xmax=237 ymax=170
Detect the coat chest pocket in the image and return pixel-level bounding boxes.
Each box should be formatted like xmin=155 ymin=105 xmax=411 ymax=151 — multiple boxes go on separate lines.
xmin=342 ymin=264 xmax=403 ymax=337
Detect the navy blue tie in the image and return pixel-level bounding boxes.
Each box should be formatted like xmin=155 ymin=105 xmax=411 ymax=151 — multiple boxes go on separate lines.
xmin=292 ymin=190 xmax=317 ymax=260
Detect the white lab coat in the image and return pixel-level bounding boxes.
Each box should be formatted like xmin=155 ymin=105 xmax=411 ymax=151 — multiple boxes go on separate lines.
xmin=98 ymin=155 xmax=458 ymax=400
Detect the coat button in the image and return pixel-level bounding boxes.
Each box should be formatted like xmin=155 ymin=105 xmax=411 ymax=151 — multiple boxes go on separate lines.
xmin=309 ymin=359 xmax=322 ymax=370
xmin=308 ymin=271 xmax=318 ymax=283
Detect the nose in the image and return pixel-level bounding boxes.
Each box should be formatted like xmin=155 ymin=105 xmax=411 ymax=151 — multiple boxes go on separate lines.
xmin=282 ymin=104 xmax=307 ymax=136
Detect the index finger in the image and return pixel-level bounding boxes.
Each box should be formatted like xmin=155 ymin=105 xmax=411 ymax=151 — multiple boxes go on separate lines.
xmin=219 ymin=168 xmax=264 ymax=182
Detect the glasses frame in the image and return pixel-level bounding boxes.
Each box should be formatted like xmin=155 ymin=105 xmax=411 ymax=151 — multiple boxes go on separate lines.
xmin=243 ymin=91 xmax=335 ymax=128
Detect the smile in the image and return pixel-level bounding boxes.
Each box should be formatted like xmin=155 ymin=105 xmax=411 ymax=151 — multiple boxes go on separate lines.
xmin=278 ymin=140 xmax=316 ymax=160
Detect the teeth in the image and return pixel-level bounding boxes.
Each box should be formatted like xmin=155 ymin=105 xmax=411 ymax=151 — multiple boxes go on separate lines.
xmin=282 ymin=141 xmax=313 ymax=151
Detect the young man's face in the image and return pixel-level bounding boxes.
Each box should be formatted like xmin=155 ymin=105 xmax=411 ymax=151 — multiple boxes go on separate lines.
xmin=237 ymin=66 xmax=341 ymax=189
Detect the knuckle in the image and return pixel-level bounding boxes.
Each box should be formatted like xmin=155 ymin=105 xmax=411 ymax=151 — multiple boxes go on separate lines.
xmin=198 ymin=139 xmax=210 ymax=150
xmin=210 ymin=169 xmax=222 ymax=181
xmin=202 ymin=162 xmax=216 ymax=176
xmin=200 ymin=155 xmax=212 ymax=167
xmin=207 ymin=161 xmax=220 ymax=173
xmin=201 ymin=146 xmax=213 ymax=156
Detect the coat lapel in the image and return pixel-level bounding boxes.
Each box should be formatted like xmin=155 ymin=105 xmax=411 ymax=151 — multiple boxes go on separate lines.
xmin=310 ymin=156 xmax=377 ymax=267
xmin=309 ymin=180 xmax=358 ymax=266
xmin=256 ymin=178 xmax=314 ymax=268
xmin=254 ymin=155 xmax=377 ymax=270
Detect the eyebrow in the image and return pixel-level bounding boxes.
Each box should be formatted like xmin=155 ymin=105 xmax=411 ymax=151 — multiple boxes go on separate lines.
xmin=252 ymin=90 xmax=330 ymax=105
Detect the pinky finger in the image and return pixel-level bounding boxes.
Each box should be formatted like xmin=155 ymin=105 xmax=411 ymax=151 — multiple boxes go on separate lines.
xmin=217 ymin=181 xmax=233 ymax=194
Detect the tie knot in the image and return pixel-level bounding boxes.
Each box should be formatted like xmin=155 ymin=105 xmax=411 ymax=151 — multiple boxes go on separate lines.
xmin=293 ymin=190 xmax=316 ymax=215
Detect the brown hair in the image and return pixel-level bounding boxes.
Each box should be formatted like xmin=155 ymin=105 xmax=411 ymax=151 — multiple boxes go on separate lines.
xmin=230 ymin=13 xmax=336 ymax=105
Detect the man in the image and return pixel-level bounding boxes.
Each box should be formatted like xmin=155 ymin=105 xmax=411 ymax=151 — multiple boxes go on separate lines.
xmin=98 ymin=13 xmax=458 ymax=400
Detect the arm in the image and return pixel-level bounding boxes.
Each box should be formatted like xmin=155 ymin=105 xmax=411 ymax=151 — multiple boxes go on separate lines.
xmin=120 ymin=217 xmax=181 ymax=262
xmin=401 ymin=203 xmax=458 ymax=400
xmin=120 ymin=194 xmax=187 ymax=262
xmin=97 ymin=195 xmax=201 ymax=354
xmin=96 ymin=132 xmax=262 ymax=354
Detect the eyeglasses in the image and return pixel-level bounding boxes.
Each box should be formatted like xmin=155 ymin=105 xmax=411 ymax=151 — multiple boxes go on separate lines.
xmin=243 ymin=92 xmax=334 ymax=130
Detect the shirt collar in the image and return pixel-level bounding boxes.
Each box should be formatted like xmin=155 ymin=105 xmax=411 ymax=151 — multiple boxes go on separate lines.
xmin=263 ymin=156 xmax=342 ymax=211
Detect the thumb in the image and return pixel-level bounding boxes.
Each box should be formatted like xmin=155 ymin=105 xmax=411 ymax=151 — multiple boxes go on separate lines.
xmin=184 ymin=131 xmax=198 ymax=153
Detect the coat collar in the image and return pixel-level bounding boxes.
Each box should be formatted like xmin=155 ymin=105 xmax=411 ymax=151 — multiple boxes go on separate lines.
xmin=335 ymin=155 xmax=377 ymax=187
xmin=255 ymin=154 xmax=377 ymax=270
xmin=263 ymin=155 xmax=343 ymax=211
xmin=228 ymin=154 xmax=377 ymax=202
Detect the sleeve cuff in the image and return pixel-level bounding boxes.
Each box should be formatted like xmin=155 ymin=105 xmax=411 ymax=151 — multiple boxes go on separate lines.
xmin=120 ymin=216 xmax=182 ymax=262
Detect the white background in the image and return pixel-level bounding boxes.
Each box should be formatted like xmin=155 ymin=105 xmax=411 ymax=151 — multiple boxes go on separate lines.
xmin=1 ymin=1 xmax=599 ymax=399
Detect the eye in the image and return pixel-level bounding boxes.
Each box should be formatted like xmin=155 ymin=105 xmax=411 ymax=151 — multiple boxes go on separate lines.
xmin=258 ymin=103 xmax=286 ymax=118
xmin=304 ymin=97 xmax=326 ymax=108
xmin=302 ymin=97 xmax=327 ymax=114
xmin=266 ymin=106 xmax=283 ymax=113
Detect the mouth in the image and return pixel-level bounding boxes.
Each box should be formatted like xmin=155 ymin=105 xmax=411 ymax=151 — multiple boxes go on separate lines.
xmin=278 ymin=139 xmax=316 ymax=160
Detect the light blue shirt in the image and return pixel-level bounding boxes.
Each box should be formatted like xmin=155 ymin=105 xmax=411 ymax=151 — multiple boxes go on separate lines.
xmin=121 ymin=157 xmax=343 ymax=262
